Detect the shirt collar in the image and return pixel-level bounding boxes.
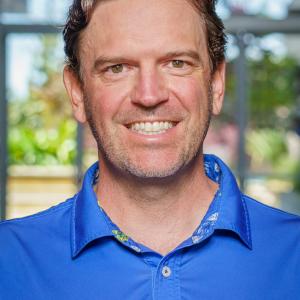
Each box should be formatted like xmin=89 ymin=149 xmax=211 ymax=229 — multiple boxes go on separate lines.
xmin=71 ymin=155 xmax=252 ymax=258
xmin=204 ymin=155 xmax=252 ymax=249
xmin=71 ymin=162 xmax=112 ymax=258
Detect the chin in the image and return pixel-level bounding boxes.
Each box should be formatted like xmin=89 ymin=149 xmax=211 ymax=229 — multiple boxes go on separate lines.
xmin=125 ymin=166 xmax=181 ymax=179
xmin=120 ymin=155 xmax=190 ymax=179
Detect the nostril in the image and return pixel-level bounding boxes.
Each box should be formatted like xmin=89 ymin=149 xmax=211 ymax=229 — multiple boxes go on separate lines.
xmin=131 ymin=76 xmax=169 ymax=107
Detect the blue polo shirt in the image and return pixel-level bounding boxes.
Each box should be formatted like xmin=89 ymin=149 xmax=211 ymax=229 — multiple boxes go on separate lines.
xmin=0 ymin=154 xmax=299 ymax=299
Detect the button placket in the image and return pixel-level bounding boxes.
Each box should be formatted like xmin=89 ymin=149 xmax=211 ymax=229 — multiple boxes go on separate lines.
xmin=152 ymin=253 xmax=182 ymax=300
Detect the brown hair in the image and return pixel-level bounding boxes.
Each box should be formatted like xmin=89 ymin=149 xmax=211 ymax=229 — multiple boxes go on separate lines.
xmin=63 ymin=0 xmax=226 ymax=78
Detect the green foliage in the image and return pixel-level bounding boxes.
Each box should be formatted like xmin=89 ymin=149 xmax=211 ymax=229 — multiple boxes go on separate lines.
xmin=224 ymin=51 xmax=298 ymax=129
xmin=293 ymin=163 xmax=300 ymax=193
xmin=246 ymin=129 xmax=288 ymax=171
xmin=223 ymin=48 xmax=300 ymax=189
xmin=8 ymin=35 xmax=77 ymax=166
xmin=9 ymin=115 xmax=76 ymax=165
xmin=245 ymin=52 xmax=299 ymax=179
xmin=249 ymin=52 xmax=297 ymax=128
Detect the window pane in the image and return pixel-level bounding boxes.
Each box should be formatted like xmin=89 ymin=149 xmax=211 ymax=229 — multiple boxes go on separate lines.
xmin=245 ymin=33 xmax=300 ymax=214
xmin=7 ymin=33 xmax=77 ymax=218
xmin=0 ymin=0 xmax=73 ymax=24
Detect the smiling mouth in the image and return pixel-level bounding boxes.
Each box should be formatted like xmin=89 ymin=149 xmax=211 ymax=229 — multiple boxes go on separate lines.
xmin=127 ymin=121 xmax=176 ymax=135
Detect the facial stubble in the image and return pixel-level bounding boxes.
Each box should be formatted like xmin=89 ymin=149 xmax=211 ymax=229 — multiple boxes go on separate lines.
xmin=83 ymin=86 xmax=213 ymax=180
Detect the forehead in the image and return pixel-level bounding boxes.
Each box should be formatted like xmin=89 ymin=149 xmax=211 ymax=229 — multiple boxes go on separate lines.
xmin=80 ymin=0 xmax=208 ymax=62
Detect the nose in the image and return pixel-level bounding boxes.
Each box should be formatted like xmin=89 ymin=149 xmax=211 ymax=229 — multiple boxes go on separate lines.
xmin=130 ymin=67 xmax=169 ymax=108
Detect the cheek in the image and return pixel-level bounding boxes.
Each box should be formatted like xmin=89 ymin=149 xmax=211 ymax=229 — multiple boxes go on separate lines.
xmin=169 ymin=76 xmax=209 ymax=112
xmin=85 ymin=82 xmax=129 ymax=122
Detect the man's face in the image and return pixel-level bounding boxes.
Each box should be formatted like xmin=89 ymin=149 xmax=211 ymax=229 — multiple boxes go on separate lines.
xmin=65 ymin=0 xmax=225 ymax=178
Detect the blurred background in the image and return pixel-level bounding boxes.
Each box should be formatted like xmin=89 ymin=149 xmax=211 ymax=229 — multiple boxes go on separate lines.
xmin=0 ymin=0 xmax=300 ymax=220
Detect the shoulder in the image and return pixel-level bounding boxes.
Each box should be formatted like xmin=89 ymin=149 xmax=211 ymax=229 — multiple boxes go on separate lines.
xmin=244 ymin=194 xmax=300 ymax=222
xmin=0 ymin=197 xmax=75 ymax=294
xmin=243 ymin=194 xmax=300 ymax=241
xmin=0 ymin=197 xmax=74 ymax=245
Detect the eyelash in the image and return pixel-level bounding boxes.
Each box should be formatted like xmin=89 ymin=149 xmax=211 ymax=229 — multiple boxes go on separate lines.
xmin=104 ymin=64 xmax=126 ymax=74
xmin=102 ymin=59 xmax=191 ymax=76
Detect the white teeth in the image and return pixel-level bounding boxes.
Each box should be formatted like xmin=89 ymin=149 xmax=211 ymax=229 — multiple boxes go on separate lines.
xmin=129 ymin=121 xmax=174 ymax=134
xmin=145 ymin=122 xmax=152 ymax=131
xmin=153 ymin=122 xmax=160 ymax=131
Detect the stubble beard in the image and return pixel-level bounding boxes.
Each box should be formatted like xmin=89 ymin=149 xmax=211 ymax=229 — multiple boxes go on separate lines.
xmin=83 ymin=87 xmax=213 ymax=180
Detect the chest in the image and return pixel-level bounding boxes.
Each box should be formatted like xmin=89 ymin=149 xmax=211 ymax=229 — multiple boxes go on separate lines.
xmin=3 ymin=238 xmax=299 ymax=300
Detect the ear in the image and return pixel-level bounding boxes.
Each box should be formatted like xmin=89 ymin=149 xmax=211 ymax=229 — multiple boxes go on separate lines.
xmin=63 ymin=66 xmax=87 ymax=123
xmin=211 ymin=61 xmax=226 ymax=116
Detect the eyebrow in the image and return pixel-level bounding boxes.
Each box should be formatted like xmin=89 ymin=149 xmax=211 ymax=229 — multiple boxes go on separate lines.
xmin=162 ymin=50 xmax=201 ymax=62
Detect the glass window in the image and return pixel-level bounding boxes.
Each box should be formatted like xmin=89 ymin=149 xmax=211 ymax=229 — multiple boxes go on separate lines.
xmin=0 ymin=0 xmax=73 ymax=24
xmin=7 ymin=33 xmax=77 ymax=219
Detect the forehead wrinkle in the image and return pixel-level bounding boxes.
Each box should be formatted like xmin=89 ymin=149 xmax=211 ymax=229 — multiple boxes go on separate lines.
xmin=78 ymin=0 xmax=210 ymax=75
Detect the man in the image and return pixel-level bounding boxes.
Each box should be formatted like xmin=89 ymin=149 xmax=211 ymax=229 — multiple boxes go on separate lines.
xmin=0 ymin=0 xmax=299 ymax=299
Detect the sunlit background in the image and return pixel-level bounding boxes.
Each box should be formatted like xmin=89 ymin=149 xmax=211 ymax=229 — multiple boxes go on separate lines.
xmin=0 ymin=0 xmax=300 ymax=219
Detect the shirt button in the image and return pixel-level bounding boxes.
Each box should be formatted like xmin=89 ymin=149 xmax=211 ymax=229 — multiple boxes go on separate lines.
xmin=162 ymin=266 xmax=171 ymax=278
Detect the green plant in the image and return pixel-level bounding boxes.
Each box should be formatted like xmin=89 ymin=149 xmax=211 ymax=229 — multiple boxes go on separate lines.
xmin=292 ymin=162 xmax=300 ymax=194
xmin=246 ymin=128 xmax=289 ymax=172
xmin=8 ymin=35 xmax=76 ymax=166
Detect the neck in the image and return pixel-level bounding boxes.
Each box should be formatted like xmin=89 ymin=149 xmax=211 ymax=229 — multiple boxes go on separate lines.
xmin=95 ymin=154 xmax=218 ymax=255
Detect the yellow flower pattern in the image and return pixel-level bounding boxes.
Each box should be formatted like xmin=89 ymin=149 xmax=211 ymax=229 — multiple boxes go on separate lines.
xmin=112 ymin=230 xmax=129 ymax=242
